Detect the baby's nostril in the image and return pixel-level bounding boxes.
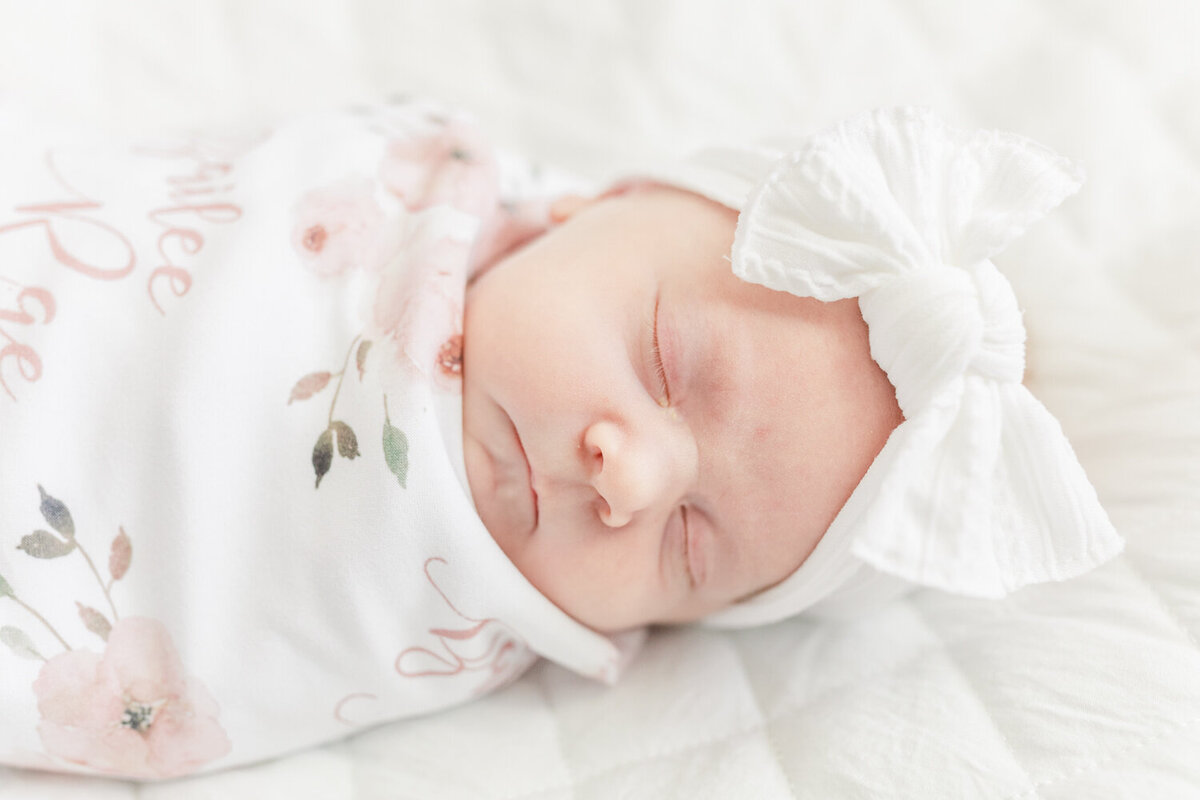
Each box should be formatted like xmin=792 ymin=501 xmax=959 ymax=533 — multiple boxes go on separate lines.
xmin=584 ymin=441 xmax=604 ymax=477
xmin=596 ymin=492 xmax=633 ymax=528
xmin=595 ymin=495 xmax=613 ymax=524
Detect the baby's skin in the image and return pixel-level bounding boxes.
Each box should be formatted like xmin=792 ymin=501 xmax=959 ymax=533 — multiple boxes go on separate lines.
xmin=462 ymin=184 xmax=903 ymax=633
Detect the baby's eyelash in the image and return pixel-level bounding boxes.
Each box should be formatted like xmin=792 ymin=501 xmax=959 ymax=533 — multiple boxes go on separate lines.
xmin=651 ymin=295 xmax=670 ymax=406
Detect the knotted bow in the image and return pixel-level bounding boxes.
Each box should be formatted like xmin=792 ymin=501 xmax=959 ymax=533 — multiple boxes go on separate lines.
xmin=701 ymin=108 xmax=1123 ymax=625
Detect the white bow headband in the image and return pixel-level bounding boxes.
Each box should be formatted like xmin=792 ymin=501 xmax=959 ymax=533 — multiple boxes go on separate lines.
xmin=642 ymin=107 xmax=1124 ymax=627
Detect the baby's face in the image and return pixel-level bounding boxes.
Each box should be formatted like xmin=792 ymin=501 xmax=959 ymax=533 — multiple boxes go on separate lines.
xmin=462 ymin=185 xmax=901 ymax=633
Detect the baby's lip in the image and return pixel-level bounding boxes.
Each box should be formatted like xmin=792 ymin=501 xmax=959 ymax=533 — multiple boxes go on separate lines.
xmin=665 ymin=506 xmax=704 ymax=590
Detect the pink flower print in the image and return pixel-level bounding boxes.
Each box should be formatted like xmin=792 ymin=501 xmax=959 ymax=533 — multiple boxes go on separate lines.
xmin=32 ymin=616 xmax=230 ymax=779
xmin=378 ymin=121 xmax=500 ymax=218
xmin=291 ymin=177 xmax=385 ymax=277
xmin=368 ymin=237 xmax=469 ymax=394
xmin=436 ymin=334 xmax=464 ymax=383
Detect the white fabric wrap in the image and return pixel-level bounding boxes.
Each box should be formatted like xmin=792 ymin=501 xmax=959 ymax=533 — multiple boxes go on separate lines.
xmin=646 ymin=107 xmax=1124 ymax=627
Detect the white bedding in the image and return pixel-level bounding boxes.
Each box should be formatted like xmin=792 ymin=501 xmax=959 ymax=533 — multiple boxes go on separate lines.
xmin=1 ymin=1 xmax=1198 ymax=797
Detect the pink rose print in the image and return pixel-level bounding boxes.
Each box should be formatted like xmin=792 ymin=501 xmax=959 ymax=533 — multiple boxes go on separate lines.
xmin=32 ymin=617 xmax=230 ymax=779
xmin=1 ymin=486 xmax=231 ymax=779
xmin=291 ymin=177 xmax=385 ymax=277
xmin=378 ymin=121 xmax=500 ymax=217
xmin=368 ymin=236 xmax=469 ymax=395
xmin=436 ymin=334 xmax=464 ymax=383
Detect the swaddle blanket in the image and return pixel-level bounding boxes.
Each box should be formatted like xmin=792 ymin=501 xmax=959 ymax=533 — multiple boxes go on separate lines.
xmin=0 ymin=98 xmax=632 ymax=780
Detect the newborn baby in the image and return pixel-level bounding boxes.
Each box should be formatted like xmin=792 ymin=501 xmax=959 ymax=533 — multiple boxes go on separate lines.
xmin=0 ymin=99 xmax=1121 ymax=780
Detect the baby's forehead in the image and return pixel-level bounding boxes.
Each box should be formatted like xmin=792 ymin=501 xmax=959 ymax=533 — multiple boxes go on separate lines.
xmin=614 ymin=186 xmax=741 ymax=282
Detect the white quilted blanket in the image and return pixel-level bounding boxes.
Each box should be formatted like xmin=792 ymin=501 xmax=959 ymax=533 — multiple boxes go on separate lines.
xmin=1 ymin=1 xmax=1198 ymax=797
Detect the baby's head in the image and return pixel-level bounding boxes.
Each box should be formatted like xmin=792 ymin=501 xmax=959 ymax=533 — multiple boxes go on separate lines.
xmin=463 ymin=107 xmax=1123 ymax=636
xmin=462 ymin=182 xmax=902 ymax=632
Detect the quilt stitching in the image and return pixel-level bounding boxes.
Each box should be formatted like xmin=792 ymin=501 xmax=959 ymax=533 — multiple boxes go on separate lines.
xmin=918 ymin=603 xmax=1044 ymax=799
xmin=934 ymin=553 xmax=1200 ymax=800
xmin=500 ymin=590 xmax=1200 ymax=800
xmin=728 ymin=614 xmax=992 ymax=721
xmin=1003 ymin=714 xmax=1200 ymax=800
xmin=498 ymin=724 xmax=782 ymax=800
xmin=730 ymin=631 xmax=799 ymax=800
xmin=499 ymin=621 xmax=1001 ymax=799
xmin=530 ymin=671 xmax=576 ymax=796
xmin=1120 ymin=544 xmax=1200 ymax=653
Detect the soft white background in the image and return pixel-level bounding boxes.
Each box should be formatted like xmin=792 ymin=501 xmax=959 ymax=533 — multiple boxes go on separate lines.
xmin=1 ymin=1 xmax=1199 ymax=798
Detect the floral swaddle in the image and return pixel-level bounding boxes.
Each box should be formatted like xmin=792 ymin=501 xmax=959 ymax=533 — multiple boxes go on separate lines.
xmin=0 ymin=99 xmax=632 ymax=780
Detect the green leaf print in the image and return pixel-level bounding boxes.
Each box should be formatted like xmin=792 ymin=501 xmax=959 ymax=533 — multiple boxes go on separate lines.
xmin=382 ymin=420 xmax=409 ymax=489
xmin=17 ymin=530 xmax=76 ymax=559
xmin=332 ymin=420 xmax=361 ymax=459
xmin=0 ymin=626 xmax=43 ymax=661
xmin=37 ymin=484 xmax=75 ymax=540
xmin=313 ymin=427 xmax=335 ymax=488
xmin=0 ymin=573 xmax=12 ymax=599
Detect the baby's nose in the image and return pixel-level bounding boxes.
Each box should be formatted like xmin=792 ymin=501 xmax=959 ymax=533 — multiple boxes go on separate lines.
xmin=583 ymin=418 xmax=696 ymax=528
